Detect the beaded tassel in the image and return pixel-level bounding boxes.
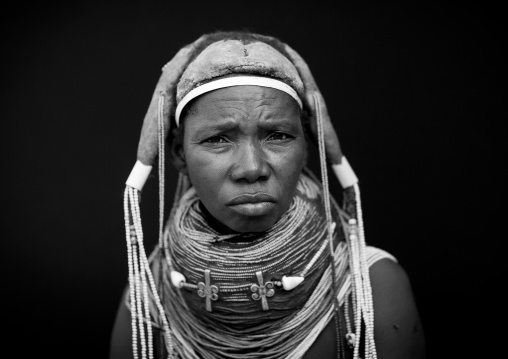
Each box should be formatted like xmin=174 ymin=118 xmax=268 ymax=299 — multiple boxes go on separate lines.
xmin=123 ymin=94 xmax=175 ymax=359
xmin=157 ymin=91 xmax=166 ymax=250
xmin=314 ymin=92 xmax=345 ymax=359
xmin=124 ymin=187 xmax=151 ymax=359
xmin=342 ymin=187 xmax=377 ymax=359
xmin=124 ymin=191 xmax=139 ymax=359
xmin=353 ymin=183 xmax=377 ymax=359
xmin=314 ymin=92 xmax=377 ymax=359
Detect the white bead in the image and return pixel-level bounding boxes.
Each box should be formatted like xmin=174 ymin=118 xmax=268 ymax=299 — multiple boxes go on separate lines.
xmin=170 ymin=271 xmax=186 ymax=288
xmin=282 ymin=275 xmax=304 ymax=290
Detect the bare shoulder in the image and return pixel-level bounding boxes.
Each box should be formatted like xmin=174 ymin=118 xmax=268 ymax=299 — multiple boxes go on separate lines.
xmin=369 ymin=258 xmax=426 ymax=359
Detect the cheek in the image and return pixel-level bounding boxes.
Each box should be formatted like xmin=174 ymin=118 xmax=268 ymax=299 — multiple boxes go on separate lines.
xmin=281 ymin=141 xmax=307 ymax=173
xmin=184 ymin=150 xmax=229 ymax=204
xmin=273 ymin=141 xmax=307 ymax=194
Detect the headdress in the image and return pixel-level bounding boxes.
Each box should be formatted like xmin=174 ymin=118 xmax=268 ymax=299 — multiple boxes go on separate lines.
xmin=123 ymin=31 xmax=375 ymax=359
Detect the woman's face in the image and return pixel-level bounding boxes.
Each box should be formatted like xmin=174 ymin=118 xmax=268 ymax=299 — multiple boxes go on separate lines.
xmin=179 ymin=85 xmax=307 ymax=233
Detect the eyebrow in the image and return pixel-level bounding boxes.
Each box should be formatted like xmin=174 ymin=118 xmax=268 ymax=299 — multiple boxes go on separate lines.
xmin=192 ymin=119 xmax=238 ymax=134
xmin=258 ymin=111 xmax=301 ymax=126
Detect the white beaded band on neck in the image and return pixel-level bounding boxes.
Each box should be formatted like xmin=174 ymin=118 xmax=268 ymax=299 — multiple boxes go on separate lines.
xmin=175 ymin=76 xmax=303 ymax=126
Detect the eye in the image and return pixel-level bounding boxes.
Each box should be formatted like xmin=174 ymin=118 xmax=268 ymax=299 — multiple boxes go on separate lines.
xmin=201 ymin=135 xmax=229 ymax=145
xmin=267 ymin=132 xmax=293 ymax=141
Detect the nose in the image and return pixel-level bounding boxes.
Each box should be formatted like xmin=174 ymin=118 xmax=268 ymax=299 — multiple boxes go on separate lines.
xmin=230 ymin=141 xmax=270 ymax=183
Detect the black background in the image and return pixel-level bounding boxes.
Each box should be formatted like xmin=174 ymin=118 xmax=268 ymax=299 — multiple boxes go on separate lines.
xmin=1 ymin=2 xmax=504 ymax=358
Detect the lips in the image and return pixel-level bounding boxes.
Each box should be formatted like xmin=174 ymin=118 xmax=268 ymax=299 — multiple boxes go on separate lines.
xmin=227 ymin=193 xmax=277 ymax=216
xmin=228 ymin=193 xmax=276 ymax=205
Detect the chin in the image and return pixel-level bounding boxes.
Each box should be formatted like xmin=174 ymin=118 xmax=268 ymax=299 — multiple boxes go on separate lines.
xmin=228 ymin=217 xmax=277 ymax=233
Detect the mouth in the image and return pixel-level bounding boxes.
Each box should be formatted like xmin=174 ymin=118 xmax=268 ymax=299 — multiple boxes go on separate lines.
xmin=227 ymin=193 xmax=277 ymax=217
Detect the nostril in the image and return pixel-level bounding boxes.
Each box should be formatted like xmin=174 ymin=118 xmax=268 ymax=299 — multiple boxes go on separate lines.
xmin=233 ymin=171 xmax=269 ymax=184
xmin=258 ymin=174 xmax=269 ymax=182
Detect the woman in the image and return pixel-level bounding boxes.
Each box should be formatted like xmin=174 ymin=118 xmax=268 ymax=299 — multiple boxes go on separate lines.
xmin=110 ymin=31 xmax=426 ymax=359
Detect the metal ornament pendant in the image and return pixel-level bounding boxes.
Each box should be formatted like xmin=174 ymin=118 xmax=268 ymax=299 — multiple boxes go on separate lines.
xmin=251 ymin=271 xmax=275 ymax=311
xmin=197 ymin=269 xmax=219 ymax=312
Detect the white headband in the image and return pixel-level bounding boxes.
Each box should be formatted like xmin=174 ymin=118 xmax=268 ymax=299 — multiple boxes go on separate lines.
xmin=174 ymin=76 xmax=303 ymax=126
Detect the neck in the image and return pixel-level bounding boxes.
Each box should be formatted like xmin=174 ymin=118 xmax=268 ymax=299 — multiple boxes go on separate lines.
xmin=198 ymin=201 xmax=266 ymax=243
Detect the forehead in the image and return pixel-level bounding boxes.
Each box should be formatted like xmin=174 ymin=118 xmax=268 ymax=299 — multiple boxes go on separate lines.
xmin=182 ymin=85 xmax=301 ymax=121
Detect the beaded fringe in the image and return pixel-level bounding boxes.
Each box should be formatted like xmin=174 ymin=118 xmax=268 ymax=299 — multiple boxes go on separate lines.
xmin=124 ymin=94 xmax=175 ymax=359
xmin=314 ymin=92 xmax=376 ymax=359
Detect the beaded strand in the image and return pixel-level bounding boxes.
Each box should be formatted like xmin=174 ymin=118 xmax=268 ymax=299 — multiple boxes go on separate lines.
xmin=348 ymin=218 xmax=363 ymax=359
xmin=313 ymin=91 xmax=377 ymax=358
xmin=122 ymin=94 xmax=176 ymax=359
xmin=125 ymin=187 xmax=175 ymax=358
xmin=124 ymin=189 xmax=138 ymax=359
xmin=314 ymin=92 xmax=345 ymax=359
xmin=129 ymin=188 xmax=149 ymax=359
xmin=158 ymin=92 xmax=166 ymax=250
xmin=157 ymin=92 xmax=167 ymax=357
xmin=354 ymin=183 xmax=377 ymax=359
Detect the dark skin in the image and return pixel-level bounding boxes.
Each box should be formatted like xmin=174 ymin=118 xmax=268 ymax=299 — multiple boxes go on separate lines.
xmin=110 ymin=86 xmax=426 ymax=358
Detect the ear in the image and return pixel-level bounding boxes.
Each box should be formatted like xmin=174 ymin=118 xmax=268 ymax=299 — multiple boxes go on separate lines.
xmin=168 ymin=127 xmax=188 ymax=175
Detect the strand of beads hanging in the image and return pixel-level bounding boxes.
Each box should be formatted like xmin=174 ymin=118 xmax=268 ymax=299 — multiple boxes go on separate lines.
xmin=352 ymin=183 xmax=377 ymax=359
xmin=346 ymin=213 xmax=376 ymax=359
xmin=313 ymin=91 xmax=347 ymax=359
xmin=124 ymin=191 xmax=139 ymax=359
xmin=124 ymin=186 xmax=175 ymax=359
xmin=343 ymin=294 xmax=356 ymax=349
xmin=125 ymin=187 xmax=151 ymax=359
xmin=348 ymin=217 xmax=363 ymax=359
